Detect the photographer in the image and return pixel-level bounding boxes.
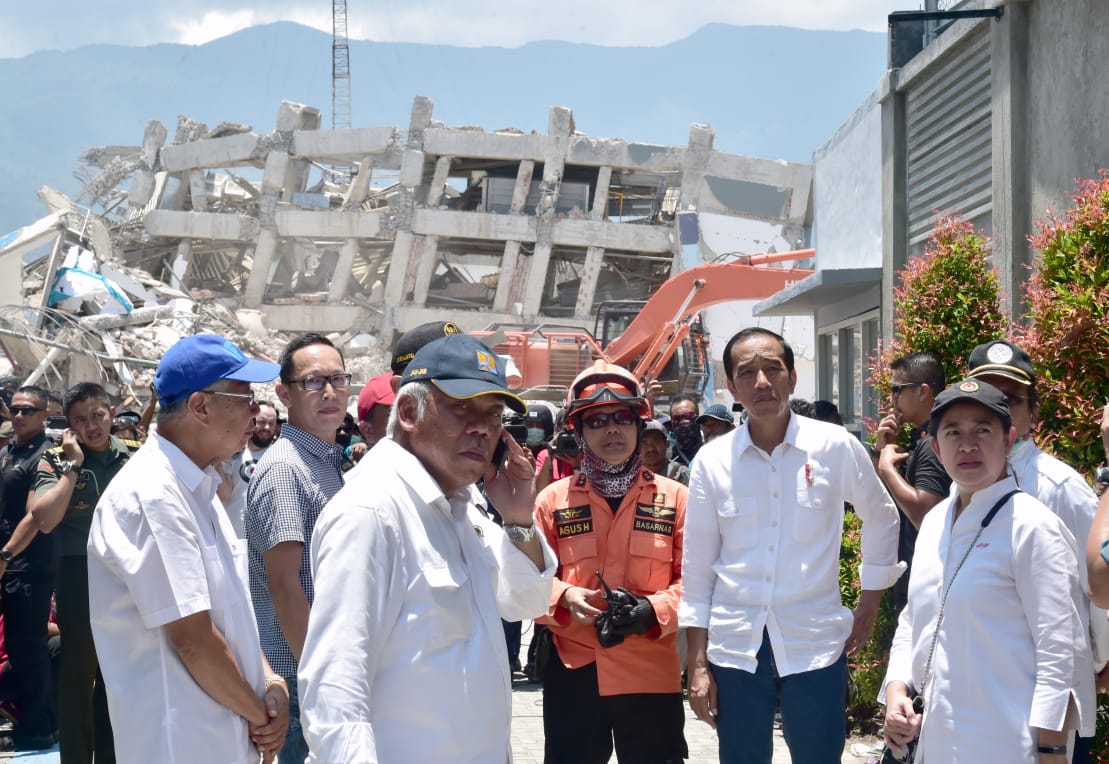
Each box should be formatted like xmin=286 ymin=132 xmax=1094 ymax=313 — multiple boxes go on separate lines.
xmin=0 ymin=385 xmax=56 ymax=751
xmin=536 ymin=410 xmax=580 ymax=494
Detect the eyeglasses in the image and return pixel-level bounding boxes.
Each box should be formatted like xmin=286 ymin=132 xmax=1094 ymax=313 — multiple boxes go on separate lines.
xmin=670 ymin=412 xmax=697 ymax=424
xmin=9 ymin=405 xmax=45 ymax=417
xmin=890 ymin=382 xmax=925 ymax=396
xmin=202 ymin=389 xmax=257 ymax=405
xmin=582 ymin=409 xmax=638 ymax=430
xmin=288 ymin=374 xmax=352 ymax=392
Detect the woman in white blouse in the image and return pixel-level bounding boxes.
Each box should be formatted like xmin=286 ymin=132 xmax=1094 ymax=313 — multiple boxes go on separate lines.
xmin=881 ymin=378 xmax=1093 ymax=763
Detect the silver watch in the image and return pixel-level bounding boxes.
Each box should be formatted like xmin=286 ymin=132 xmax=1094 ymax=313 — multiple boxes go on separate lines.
xmin=503 ymin=524 xmax=537 ymax=543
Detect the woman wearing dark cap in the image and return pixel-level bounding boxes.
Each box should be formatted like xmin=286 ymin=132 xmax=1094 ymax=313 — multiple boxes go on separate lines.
xmin=881 ymin=379 xmax=1092 ymax=763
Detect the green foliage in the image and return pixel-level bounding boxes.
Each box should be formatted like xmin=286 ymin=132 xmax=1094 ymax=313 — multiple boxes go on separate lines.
xmin=865 ymin=215 xmax=1008 ymax=429
xmin=840 ymin=509 xmax=898 ymax=734
xmin=1017 ymin=170 xmax=1109 ymax=481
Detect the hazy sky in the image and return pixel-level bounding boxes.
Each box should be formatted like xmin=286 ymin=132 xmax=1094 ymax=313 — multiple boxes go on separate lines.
xmin=3 ymin=1 xmax=925 ymax=58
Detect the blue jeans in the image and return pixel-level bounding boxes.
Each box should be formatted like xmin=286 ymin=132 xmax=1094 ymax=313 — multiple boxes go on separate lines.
xmin=279 ymin=674 xmax=309 ymax=764
xmin=711 ymin=629 xmax=847 ymax=764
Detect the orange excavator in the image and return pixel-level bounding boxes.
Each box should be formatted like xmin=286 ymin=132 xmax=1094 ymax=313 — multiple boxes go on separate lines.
xmin=471 ymin=249 xmax=813 ymax=401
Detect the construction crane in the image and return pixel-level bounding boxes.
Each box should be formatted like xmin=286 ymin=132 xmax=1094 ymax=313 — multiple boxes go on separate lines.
xmin=331 ymin=0 xmax=353 ymax=177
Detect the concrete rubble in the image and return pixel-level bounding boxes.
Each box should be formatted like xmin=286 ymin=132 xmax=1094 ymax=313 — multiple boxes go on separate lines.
xmin=0 ymin=96 xmax=812 ymax=406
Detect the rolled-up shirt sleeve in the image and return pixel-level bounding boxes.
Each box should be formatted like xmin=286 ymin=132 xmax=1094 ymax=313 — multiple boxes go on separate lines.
xmin=843 ymin=437 xmax=905 ymax=591
xmin=482 ymin=507 xmax=556 ymax=623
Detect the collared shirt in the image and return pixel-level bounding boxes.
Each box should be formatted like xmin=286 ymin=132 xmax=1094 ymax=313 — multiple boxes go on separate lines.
xmin=35 ymin=436 xmax=141 ymax=557
xmin=894 ymin=427 xmax=951 ymax=608
xmin=1 ymin=432 xmax=52 ymax=570
xmin=88 ymin=431 xmax=265 ymax=764
xmin=245 ymin=424 xmax=345 ymax=676
xmin=882 ymin=477 xmax=1093 ymax=762
xmin=298 ymin=438 xmax=555 ymax=764
xmin=1010 ymin=438 xmax=1108 ymax=704
xmin=679 ymin=413 xmax=903 ymax=676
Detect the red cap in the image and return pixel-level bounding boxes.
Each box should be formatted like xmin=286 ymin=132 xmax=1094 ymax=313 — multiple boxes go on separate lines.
xmin=357 ymin=373 xmax=397 ymax=421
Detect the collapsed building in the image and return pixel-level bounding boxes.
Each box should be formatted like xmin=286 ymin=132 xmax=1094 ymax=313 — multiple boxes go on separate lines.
xmin=0 ymin=96 xmax=812 ymax=405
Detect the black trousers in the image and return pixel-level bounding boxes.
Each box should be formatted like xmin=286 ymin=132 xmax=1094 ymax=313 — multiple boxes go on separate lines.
xmin=1 ymin=567 xmax=55 ymax=741
xmin=542 ymin=642 xmax=687 ymax=764
xmin=56 ymin=556 xmax=114 ymax=764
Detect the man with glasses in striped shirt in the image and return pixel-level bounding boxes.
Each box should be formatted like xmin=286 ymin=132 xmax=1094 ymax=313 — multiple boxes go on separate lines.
xmin=246 ymin=333 xmax=350 ymax=764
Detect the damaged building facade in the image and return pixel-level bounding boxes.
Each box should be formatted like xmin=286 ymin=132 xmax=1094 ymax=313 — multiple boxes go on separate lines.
xmin=0 ymin=96 xmax=811 ymax=402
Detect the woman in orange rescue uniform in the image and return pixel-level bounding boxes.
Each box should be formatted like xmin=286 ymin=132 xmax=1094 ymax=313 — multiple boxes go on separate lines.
xmin=534 ymin=361 xmax=687 ymax=764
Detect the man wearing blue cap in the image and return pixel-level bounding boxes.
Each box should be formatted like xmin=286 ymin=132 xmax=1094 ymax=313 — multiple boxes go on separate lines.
xmin=300 ymin=333 xmax=555 ymax=764
xmin=87 ymin=334 xmax=290 ymax=764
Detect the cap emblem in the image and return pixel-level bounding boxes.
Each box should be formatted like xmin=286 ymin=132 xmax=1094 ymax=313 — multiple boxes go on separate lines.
xmin=476 ymin=350 xmax=498 ymax=374
xmin=959 ymin=380 xmax=980 ymax=392
xmin=986 ymin=343 xmax=1014 ymax=364
xmin=443 ymin=322 xmax=461 ymax=336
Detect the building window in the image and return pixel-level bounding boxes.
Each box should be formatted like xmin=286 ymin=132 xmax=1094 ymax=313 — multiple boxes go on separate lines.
xmin=817 ymin=312 xmax=879 ymax=436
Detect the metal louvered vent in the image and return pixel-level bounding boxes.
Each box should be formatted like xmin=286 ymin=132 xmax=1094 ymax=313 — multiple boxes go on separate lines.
xmin=905 ymin=27 xmax=992 ymax=247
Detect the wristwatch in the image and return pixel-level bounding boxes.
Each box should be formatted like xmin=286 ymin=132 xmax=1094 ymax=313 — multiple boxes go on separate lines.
xmin=0 ymin=549 xmax=13 ymax=564
xmin=503 ymin=524 xmax=537 ymax=543
xmin=57 ymin=459 xmax=78 ymax=476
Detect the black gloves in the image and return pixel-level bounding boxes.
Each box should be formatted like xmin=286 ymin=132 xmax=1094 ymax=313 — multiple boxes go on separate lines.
xmin=595 ymin=584 xmax=657 ymax=648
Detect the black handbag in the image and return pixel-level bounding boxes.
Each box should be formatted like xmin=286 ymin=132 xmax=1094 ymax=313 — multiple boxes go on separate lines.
xmin=880 ymin=490 xmax=1019 ymax=764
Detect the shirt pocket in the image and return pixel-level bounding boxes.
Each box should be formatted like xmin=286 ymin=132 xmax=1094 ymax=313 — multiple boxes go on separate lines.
xmin=794 ymin=480 xmax=836 ymax=543
xmin=418 ymin=562 xmax=474 ymax=653
xmin=718 ymin=496 xmax=759 ymax=551
xmin=626 ymin=532 xmax=674 ymax=593
xmin=556 ymin=534 xmax=598 ymax=585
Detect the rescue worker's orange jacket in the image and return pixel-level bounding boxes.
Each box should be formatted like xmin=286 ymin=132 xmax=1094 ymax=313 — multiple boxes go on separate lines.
xmin=534 ymin=468 xmax=686 ymax=696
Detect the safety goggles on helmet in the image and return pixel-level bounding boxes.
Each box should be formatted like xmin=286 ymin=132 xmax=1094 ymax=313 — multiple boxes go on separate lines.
xmin=566 ymin=364 xmax=650 ymax=427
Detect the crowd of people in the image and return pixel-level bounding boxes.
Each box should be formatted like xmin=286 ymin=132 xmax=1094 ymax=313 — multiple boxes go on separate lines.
xmin=0 ymin=323 xmax=1108 ymax=764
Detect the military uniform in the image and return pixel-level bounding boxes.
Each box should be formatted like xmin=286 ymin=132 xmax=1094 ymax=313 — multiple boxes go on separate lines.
xmin=34 ymin=436 xmax=141 ymax=764
xmin=535 ymin=469 xmax=687 ymax=763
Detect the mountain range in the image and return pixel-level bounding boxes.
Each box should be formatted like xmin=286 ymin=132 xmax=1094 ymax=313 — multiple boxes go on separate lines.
xmin=0 ymin=21 xmax=887 ymax=235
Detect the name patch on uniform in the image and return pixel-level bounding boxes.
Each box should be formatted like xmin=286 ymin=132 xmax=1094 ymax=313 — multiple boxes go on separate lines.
xmin=554 ymin=505 xmax=593 ymax=538
xmin=634 ymin=503 xmax=675 ymax=535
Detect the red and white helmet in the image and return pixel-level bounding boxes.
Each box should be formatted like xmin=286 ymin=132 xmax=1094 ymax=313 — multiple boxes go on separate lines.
xmin=565 ymin=361 xmax=651 ymax=427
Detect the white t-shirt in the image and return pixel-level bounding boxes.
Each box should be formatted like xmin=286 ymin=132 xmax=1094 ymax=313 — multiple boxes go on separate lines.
xmin=88 ymin=431 xmax=266 ymax=764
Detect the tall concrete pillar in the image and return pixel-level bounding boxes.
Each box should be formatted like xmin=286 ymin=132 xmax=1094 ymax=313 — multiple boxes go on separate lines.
xmin=426 ymin=156 xmax=452 ymax=207
xmin=494 ymin=160 xmax=535 ymax=312
xmin=243 ymin=150 xmax=290 ymax=307
xmin=521 ymin=107 xmax=574 ymax=316
xmin=573 ymin=166 xmax=613 ymax=318
xmin=412 ymin=236 xmax=440 ymax=307
xmin=880 ymin=72 xmax=908 ymax=343
xmin=674 ymin=124 xmax=713 ymax=273
xmin=328 ymin=238 xmax=359 ymax=302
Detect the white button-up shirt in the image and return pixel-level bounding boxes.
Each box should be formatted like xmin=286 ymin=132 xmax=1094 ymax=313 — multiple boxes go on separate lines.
xmin=679 ymin=413 xmax=903 ymax=676
xmin=882 ymin=477 xmax=1093 ymax=762
xmin=88 ymin=431 xmax=266 ymax=764
xmin=299 ymin=438 xmax=555 ymax=764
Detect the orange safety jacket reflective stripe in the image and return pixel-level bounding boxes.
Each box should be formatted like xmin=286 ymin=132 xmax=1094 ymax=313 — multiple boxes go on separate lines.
xmin=535 ymin=469 xmax=686 ymax=696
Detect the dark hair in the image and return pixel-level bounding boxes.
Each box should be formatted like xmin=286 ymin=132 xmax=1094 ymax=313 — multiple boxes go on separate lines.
xmin=15 ymin=385 xmax=50 ymax=410
xmin=278 ymin=334 xmax=343 ymax=383
xmin=890 ymin=352 xmax=945 ymax=393
xmin=723 ymin=327 xmax=795 ymax=379
xmin=789 ymin=398 xmax=815 ymax=418
xmin=812 ymin=400 xmax=844 ymax=426
xmin=669 ymin=394 xmax=700 ymax=414
xmin=47 ymin=392 xmax=64 ymax=408
xmin=63 ymin=382 xmax=111 ymax=417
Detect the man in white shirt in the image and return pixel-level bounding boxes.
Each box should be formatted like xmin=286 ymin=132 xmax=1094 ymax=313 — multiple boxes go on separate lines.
xmin=87 ymin=334 xmax=290 ymax=764
xmin=679 ymin=327 xmax=903 ymax=764
xmin=299 ymin=333 xmax=555 ymax=764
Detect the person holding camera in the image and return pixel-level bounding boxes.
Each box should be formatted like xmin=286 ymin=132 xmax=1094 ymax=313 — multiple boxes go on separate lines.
xmin=29 ymin=382 xmax=143 ymax=764
xmin=533 ymin=361 xmax=688 ymax=763
xmin=882 ymin=379 xmax=1091 ymax=763
xmin=0 ymin=385 xmax=57 ymax=751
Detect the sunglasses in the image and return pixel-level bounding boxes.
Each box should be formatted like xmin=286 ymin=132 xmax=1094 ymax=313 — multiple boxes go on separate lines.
xmin=9 ymin=405 xmax=45 ymax=417
xmin=582 ymin=409 xmax=638 ymax=430
xmin=890 ymin=382 xmax=925 ymax=396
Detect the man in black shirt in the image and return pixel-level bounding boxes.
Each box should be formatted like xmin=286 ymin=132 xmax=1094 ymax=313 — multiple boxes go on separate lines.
xmin=873 ymin=353 xmax=952 ymax=613
xmin=0 ymin=385 xmax=57 ymax=750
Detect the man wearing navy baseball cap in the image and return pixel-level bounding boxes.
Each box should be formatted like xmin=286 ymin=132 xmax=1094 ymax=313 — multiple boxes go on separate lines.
xmin=300 ymin=333 xmax=554 ymax=763
xmin=87 ymin=334 xmax=290 ymax=763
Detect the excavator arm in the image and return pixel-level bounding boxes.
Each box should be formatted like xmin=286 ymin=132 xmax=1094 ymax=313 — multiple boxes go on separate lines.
xmin=603 ymin=250 xmax=814 ymax=380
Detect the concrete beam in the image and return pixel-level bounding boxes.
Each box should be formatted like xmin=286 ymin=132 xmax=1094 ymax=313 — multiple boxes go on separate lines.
xmin=292 ymin=126 xmax=396 ymax=160
xmin=144 ymin=210 xmax=258 ymax=241
xmin=275 ymin=209 xmax=386 ymax=239
xmin=567 ymin=136 xmax=684 ymax=171
xmin=551 ymin=219 xmax=671 ymax=252
xmin=257 ymin=303 xmax=368 ymax=333
xmin=411 ymin=209 xmax=535 ymax=242
xmin=160 ymin=133 xmax=261 ymax=173
xmin=421 ymin=129 xmax=546 ymax=162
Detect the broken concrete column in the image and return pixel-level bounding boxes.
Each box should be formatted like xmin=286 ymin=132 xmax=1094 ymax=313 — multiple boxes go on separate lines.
xmin=520 ymin=106 xmax=573 ymax=316
xmin=426 ymin=156 xmax=452 ymax=207
xmin=128 ymin=120 xmax=168 ymax=207
xmin=493 ymin=160 xmax=535 ymax=312
xmin=327 ymin=238 xmax=359 ymax=303
xmin=243 ymin=150 xmax=290 ymax=307
xmin=573 ymin=166 xmax=614 ymax=318
xmin=411 ymin=236 xmax=439 ymax=307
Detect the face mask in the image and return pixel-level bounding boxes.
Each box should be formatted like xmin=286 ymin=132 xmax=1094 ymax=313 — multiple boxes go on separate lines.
xmin=526 ymin=427 xmax=547 ymax=447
